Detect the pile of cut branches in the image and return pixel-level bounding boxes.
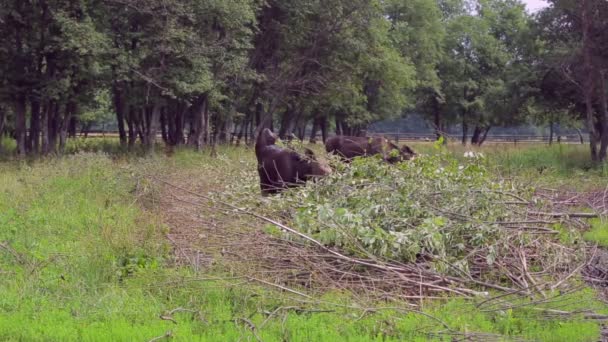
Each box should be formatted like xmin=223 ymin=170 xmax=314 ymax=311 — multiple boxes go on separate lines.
xmin=253 ymin=152 xmax=595 ymax=297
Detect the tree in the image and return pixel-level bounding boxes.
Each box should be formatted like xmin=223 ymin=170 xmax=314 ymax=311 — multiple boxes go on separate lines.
xmin=537 ymin=0 xmax=608 ymax=161
xmin=429 ymin=0 xmax=535 ymax=146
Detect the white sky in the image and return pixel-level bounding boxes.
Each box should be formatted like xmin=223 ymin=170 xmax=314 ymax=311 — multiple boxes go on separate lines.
xmin=523 ymin=0 xmax=549 ymax=12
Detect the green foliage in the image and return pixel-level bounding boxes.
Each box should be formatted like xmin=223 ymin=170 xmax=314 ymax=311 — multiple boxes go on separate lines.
xmin=278 ymin=155 xmax=506 ymax=268
xmin=266 ymin=153 xmax=586 ymax=282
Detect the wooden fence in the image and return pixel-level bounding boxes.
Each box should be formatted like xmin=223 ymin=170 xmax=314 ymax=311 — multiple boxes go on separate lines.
xmin=77 ymin=130 xmax=587 ymax=145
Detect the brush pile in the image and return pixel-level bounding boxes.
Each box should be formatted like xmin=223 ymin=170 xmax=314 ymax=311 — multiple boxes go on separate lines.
xmin=254 ymin=151 xmax=596 ymax=297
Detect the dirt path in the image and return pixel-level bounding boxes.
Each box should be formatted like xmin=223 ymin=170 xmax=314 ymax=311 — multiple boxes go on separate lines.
xmin=157 ymin=173 xmax=322 ymax=287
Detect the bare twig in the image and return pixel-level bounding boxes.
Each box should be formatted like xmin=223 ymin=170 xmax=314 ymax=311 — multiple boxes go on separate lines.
xmin=247 ymin=276 xmax=313 ymax=299
xmin=528 ymin=211 xmax=599 ymax=218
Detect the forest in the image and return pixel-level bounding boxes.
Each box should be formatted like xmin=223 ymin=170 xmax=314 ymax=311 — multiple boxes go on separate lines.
xmin=1 ymin=0 xmax=608 ymax=160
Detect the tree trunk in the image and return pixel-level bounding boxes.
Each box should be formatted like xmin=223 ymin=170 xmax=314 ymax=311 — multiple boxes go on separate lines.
xmin=576 ymin=128 xmax=585 ymax=144
xmin=471 ymin=125 xmax=482 ymax=145
xmin=176 ymin=105 xmax=186 ymax=145
xmin=48 ymin=103 xmax=60 ymax=153
xmin=0 ymin=108 xmax=5 ymax=154
xmin=309 ymin=116 xmax=320 ymax=143
xmin=188 ymin=93 xmax=208 ymax=150
xmin=253 ymin=101 xmax=271 ymax=141
xmin=297 ymin=121 xmax=306 ymax=141
xmin=218 ymin=120 xmax=228 ymax=144
xmin=145 ymin=103 xmax=161 ymax=153
xmin=0 ymin=107 xmax=6 ymax=139
xmin=172 ymin=102 xmax=187 ymax=146
xmin=112 ymin=83 xmax=127 ymax=147
xmin=549 ymin=120 xmax=554 ymax=145
xmin=203 ymin=106 xmax=210 ymax=145
xmin=68 ymin=116 xmax=77 ymax=138
xmin=582 ymin=0 xmax=599 ymax=161
xmin=461 ymin=110 xmax=468 ymax=145
xmin=30 ymin=99 xmax=41 ymax=154
xmin=126 ymin=106 xmax=137 ymax=148
xmin=135 ymin=108 xmax=145 ymax=144
xmin=160 ymin=107 xmax=168 ymax=144
xmin=479 ymin=126 xmax=491 ymax=146
xmin=59 ymin=101 xmax=76 ymax=153
xmin=598 ymin=71 xmax=608 ymax=161
xmin=278 ymin=106 xmax=294 ymax=139
xmin=41 ymin=101 xmax=50 ymax=154
xmin=236 ymin=117 xmax=247 ymax=146
xmin=14 ymin=95 xmax=27 ymax=157
xmin=81 ymin=122 xmax=92 ymax=138
xmin=433 ymin=101 xmax=444 ymax=142
xmin=320 ymin=116 xmax=328 ymax=143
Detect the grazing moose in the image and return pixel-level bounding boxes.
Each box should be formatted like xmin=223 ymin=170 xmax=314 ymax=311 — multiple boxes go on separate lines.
xmin=325 ymin=135 xmax=416 ymax=163
xmin=255 ymin=129 xmax=332 ymax=195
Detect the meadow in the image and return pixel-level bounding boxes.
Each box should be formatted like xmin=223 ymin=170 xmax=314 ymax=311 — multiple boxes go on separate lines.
xmin=1 ymin=138 xmax=607 ymax=341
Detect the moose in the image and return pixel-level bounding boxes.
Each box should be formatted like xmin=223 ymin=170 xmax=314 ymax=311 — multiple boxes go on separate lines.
xmin=325 ymin=135 xmax=416 ymax=163
xmin=255 ymin=128 xmax=332 ymax=195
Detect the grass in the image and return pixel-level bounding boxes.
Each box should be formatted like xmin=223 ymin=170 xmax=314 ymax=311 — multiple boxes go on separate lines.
xmin=0 ymin=142 xmax=607 ymax=341
xmin=402 ymin=141 xmax=608 ymax=189
xmin=584 ymin=219 xmax=608 ymax=247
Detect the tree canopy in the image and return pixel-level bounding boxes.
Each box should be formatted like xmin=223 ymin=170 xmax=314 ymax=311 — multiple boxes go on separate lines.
xmin=1 ymin=0 xmax=608 ymax=160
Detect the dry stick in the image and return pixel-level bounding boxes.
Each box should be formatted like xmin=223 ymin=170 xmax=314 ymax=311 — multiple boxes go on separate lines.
xmin=479 ymin=285 xmax=588 ymax=313
xmin=528 ymin=211 xmax=600 ymax=218
xmin=475 ymin=280 xmax=555 ymax=309
xmin=472 ymin=190 xmax=530 ymax=204
xmin=0 ymin=242 xmax=27 ymax=265
xmin=495 ymin=220 xmax=557 ymax=225
xmin=247 ymin=276 xmax=313 ymax=299
xmin=289 ymin=296 xmax=453 ymax=331
xmin=531 ymin=307 xmax=608 ymax=320
xmin=519 ymin=249 xmax=547 ymax=299
xmin=165 ymin=233 xmax=195 ymax=266
xmin=551 ymin=248 xmax=595 ymax=291
xmin=159 ymin=315 xmax=178 ymax=324
xmin=259 ymin=306 xmax=335 ymax=330
xmin=151 ymin=176 xmax=477 ymax=296
xmin=235 ymin=317 xmax=263 ymax=342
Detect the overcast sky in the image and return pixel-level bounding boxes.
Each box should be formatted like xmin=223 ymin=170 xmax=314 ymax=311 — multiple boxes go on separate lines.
xmin=523 ymin=0 xmax=549 ymax=12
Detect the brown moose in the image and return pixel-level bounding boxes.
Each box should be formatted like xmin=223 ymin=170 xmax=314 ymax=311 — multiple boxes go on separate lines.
xmin=255 ymin=129 xmax=332 ymax=195
xmin=325 ymin=135 xmax=416 ymax=163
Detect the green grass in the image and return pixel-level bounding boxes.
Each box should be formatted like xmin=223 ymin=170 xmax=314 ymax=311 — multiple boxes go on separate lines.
xmin=584 ymin=219 xmax=608 ymax=247
xmin=0 ymin=149 xmax=606 ymax=341
xmin=402 ymin=141 xmax=608 ymax=188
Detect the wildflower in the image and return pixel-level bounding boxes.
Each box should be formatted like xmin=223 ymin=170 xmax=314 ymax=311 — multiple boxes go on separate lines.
xmin=464 ymin=151 xmax=484 ymax=159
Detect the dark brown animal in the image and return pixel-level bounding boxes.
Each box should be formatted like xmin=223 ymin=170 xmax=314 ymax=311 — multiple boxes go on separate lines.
xmin=325 ymin=135 xmax=416 ymax=163
xmin=255 ymin=129 xmax=331 ymax=195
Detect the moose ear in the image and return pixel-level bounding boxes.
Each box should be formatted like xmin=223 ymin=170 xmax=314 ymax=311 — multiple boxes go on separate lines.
xmin=259 ymin=128 xmax=278 ymax=144
xmin=401 ymin=145 xmax=416 ymax=155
